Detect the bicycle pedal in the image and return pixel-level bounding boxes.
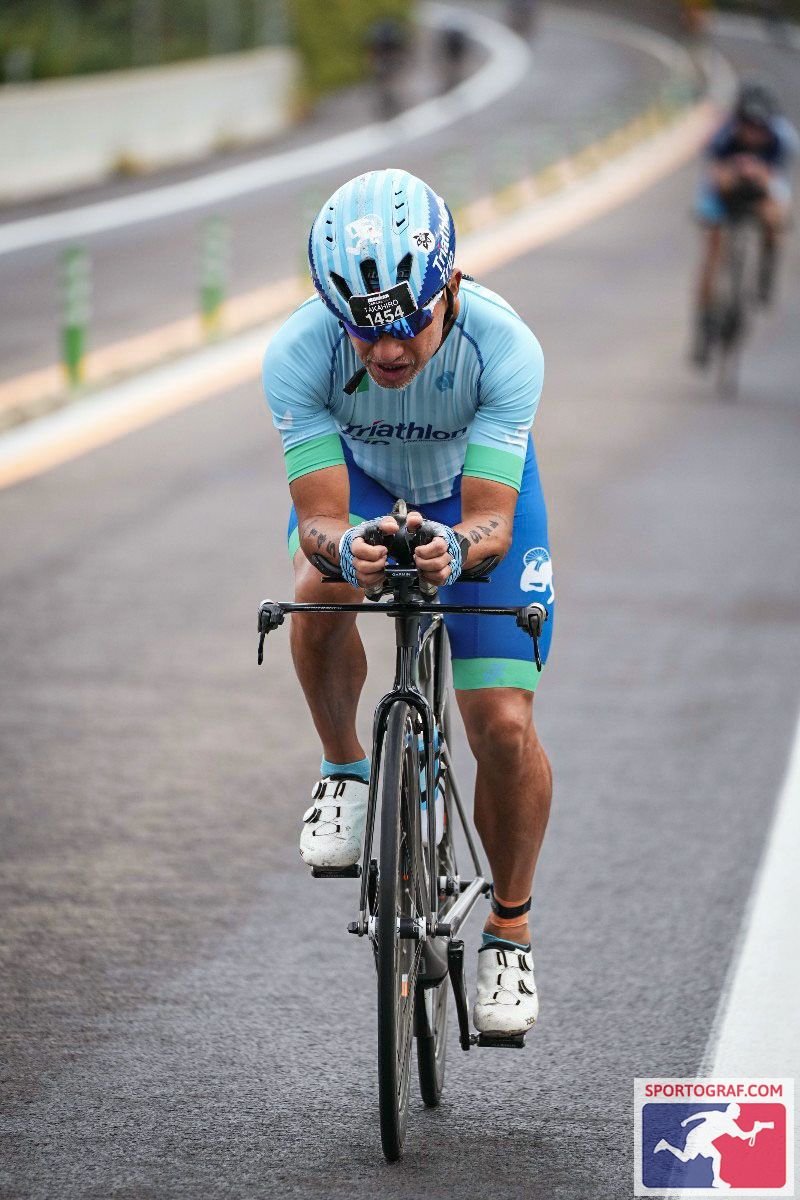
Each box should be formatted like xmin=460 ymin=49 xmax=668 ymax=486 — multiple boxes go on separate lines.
xmin=310 ymin=864 xmax=362 ymax=879
xmin=477 ymin=1032 xmax=527 ymax=1049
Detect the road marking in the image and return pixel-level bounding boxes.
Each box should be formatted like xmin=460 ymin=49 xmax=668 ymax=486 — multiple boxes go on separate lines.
xmin=0 ymin=32 xmax=736 ymax=425
xmin=460 ymin=101 xmax=716 ymax=277
xmin=0 ymin=276 xmax=309 ymax=421
xmin=0 ymin=86 xmax=728 ymax=490
xmin=0 ymin=2 xmax=708 ymax=260
xmin=700 ymin=708 xmax=800 ymax=1079
xmin=0 ymin=326 xmax=272 ymax=489
xmin=0 ymin=3 xmax=531 ymax=258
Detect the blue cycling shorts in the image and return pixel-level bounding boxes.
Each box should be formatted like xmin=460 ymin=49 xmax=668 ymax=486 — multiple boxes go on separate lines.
xmin=287 ymin=438 xmax=554 ymax=692
xmin=695 ymin=176 xmax=792 ymax=225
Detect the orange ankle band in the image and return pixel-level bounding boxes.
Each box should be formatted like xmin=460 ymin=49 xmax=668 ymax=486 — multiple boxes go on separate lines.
xmin=490 ymin=913 xmax=531 ymax=930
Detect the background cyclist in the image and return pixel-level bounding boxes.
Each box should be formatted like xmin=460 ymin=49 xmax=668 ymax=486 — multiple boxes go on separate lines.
xmin=692 ymin=82 xmax=798 ymax=365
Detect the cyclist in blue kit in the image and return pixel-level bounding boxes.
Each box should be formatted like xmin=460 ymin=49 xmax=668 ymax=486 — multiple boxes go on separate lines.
xmin=262 ymin=169 xmax=553 ymax=1036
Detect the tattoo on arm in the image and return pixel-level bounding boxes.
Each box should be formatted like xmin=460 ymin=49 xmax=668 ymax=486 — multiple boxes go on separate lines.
xmin=464 ymin=516 xmax=501 ymax=546
xmin=303 ymin=522 xmax=340 ymax=561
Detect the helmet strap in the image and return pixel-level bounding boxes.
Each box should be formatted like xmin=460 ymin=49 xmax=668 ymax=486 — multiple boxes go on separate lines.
xmin=435 ymin=286 xmax=457 ymax=354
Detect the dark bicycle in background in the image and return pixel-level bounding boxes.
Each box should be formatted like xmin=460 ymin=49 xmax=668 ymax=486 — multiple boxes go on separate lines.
xmin=693 ymin=182 xmax=779 ymax=400
xmin=257 ymin=501 xmax=547 ymax=1162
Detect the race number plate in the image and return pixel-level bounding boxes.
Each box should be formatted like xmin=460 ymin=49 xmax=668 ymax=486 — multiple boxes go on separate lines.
xmin=348 ymin=281 xmax=417 ymax=329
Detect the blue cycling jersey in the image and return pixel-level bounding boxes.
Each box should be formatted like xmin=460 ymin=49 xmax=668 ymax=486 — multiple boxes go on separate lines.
xmin=707 ymin=115 xmax=799 ymax=172
xmin=262 ymin=279 xmax=544 ymax=506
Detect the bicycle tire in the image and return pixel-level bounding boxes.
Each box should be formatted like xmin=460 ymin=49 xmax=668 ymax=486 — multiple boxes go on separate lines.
xmin=713 ymin=221 xmax=753 ymax=401
xmin=377 ymin=702 xmax=422 ymax=1162
xmin=416 ymin=625 xmax=456 ymax=1107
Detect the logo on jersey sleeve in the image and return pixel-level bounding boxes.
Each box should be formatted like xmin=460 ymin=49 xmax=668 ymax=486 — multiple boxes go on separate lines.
xmin=520 ymin=547 xmax=554 ymax=604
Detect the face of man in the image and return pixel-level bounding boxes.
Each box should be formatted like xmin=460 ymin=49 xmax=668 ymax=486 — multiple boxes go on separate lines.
xmin=346 ymin=271 xmax=462 ymax=390
xmin=736 ymin=118 xmax=772 ymax=150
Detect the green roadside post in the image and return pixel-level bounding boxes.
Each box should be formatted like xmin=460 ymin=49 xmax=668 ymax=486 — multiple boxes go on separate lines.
xmin=61 ymin=245 xmax=91 ymax=388
xmin=200 ymin=215 xmax=229 ymax=336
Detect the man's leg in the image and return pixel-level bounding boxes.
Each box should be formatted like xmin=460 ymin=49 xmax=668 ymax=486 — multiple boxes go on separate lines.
xmin=709 ymin=1147 xmax=729 ymax=1188
xmin=655 ymin=1141 xmax=689 ymax=1161
xmin=692 ymin=223 xmax=724 ymax=365
xmin=756 ymin=196 xmax=786 ymax=303
xmin=698 ymin=225 xmax=724 ymax=312
xmin=290 ymin=551 xmax=366 ymax=764
xmin=456 ymin=687 xmax=552 ymax=946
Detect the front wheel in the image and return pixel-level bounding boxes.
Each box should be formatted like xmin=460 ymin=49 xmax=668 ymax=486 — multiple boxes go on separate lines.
xmin=416 ymin=979 xmax=449 ymax=1107
xmin=376 ymin=703 xmax=423 ymax=1162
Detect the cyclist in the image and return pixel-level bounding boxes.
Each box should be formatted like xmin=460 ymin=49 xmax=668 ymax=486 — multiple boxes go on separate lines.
xmin=262 ymin=169 xmax=553 ymax=1038
xmin=692 ymin=82 xmax=798 ymax=365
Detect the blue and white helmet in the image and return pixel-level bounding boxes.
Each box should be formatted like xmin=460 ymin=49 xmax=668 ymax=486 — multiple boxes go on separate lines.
xmin=308 ymin=169 xmax=456 ymax=337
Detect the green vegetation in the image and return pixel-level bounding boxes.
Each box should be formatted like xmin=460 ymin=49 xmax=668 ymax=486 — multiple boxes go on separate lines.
xmin=0 ymin=0 xmax=288 ymax=83
xmin=0 ymin=0 xmax=415 ymax=93
xmin=286 ymin=0 xmax=415 ymax=102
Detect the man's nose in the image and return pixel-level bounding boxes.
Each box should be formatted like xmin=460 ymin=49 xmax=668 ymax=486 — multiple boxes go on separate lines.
xmin=375 ymin=334 xmax=405 ymax=358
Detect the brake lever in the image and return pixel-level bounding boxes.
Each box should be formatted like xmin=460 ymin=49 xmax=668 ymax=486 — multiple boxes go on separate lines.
xmin=515 ymin=603 xmax=548 ymax=671
xmin=257 ymin=600 xmax=285 ymax=664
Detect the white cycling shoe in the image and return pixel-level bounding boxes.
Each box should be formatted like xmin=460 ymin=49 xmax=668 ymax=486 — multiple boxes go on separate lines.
xmin=299 ymin=776 xmax=368 ymax=869
xmin=473 ymin=939 xmax=539 ymax=1036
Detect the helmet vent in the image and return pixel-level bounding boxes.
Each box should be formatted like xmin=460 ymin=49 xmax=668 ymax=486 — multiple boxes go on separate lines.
xmin=395 ymin=253 xmax=413 ymax=284
xmin=329 ymin=272 xmax=353 ymax=302
xmin=359 ymin=258 xmax=380 ymax=293
xmin=393 ymin=186 xmax=408 ymax=231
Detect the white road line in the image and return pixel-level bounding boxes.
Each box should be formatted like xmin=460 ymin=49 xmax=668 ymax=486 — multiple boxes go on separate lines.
xmin=700 ymin=709 xmax=800 ymax=1079
xmin=0 ymin=3 xmax=705 ymax=259
xmin=0 ymin=89 xmax=722 ymax=488
xmin=0 ymin=3 xmax=530 ymax=258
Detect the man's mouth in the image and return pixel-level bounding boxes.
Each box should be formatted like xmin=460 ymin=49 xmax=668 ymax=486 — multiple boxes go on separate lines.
xmin=369 ymin=359 xmax=412 ymax=384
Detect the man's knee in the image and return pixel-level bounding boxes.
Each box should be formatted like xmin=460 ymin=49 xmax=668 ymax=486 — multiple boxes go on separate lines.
xmin=458 ymin=689 xmax=535 ymax=764
xmin=759 ymin=198 xmax=786 ymax=233
xmin=291 ymin=551 xmax=360 ymax=646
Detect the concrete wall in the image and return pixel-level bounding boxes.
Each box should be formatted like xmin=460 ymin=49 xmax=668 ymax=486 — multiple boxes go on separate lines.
xmin=0 ymin=46 xmax=299 ymax=203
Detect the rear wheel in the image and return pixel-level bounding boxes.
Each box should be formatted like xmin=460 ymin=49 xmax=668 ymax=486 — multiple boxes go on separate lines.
xmin=376 ymin=703 xmax=423 ymax=1162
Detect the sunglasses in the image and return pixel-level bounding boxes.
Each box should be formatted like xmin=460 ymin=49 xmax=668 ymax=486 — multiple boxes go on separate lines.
xmin=341 ymin=286 xmax=445 ymax=344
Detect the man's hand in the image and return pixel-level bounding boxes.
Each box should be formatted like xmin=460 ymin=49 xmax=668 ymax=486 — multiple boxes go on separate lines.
xmin=349 ymin=511 xmax=461 ymax=589
xmin=406 ymin=511 xmax=457 ymax=587
xmin=349 ymin=515 xmax=395 ymax=590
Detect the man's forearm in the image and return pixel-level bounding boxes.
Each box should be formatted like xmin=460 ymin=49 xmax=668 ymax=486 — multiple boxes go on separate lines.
xmin=455 ymin=509 xmax=514 ymax=567
xmin=298 ymin=515 xmax=351 ymax=563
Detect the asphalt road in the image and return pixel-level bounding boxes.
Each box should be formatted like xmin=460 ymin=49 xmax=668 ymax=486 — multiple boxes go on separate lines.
xmin=0 ymin=2 xmax=678 ymax=384
xmin=2 ymin=18 xmax=800 ymax=1200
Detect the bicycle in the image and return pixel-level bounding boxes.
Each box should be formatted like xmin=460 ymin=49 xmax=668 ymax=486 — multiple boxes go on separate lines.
xmin=701 ymin=185 xmax=774 ymax=400
xmin=257 ymin=500 xmax=547 ymax=1162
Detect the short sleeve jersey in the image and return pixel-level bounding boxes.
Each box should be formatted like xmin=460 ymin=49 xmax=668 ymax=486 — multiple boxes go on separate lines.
xmin=262 ymin=280 xmax=544 ymax=507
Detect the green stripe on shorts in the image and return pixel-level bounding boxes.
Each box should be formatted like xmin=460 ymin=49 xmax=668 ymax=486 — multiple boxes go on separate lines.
xmin=285 ymin=433 xmax=345 ymax=484
xmin=463 ymin=443 xmax=525 ymax=491
xmin=288 ymin=513 xmax=365 ymax=560
xmin=452 ymin=657 xmax=542 ymax=692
